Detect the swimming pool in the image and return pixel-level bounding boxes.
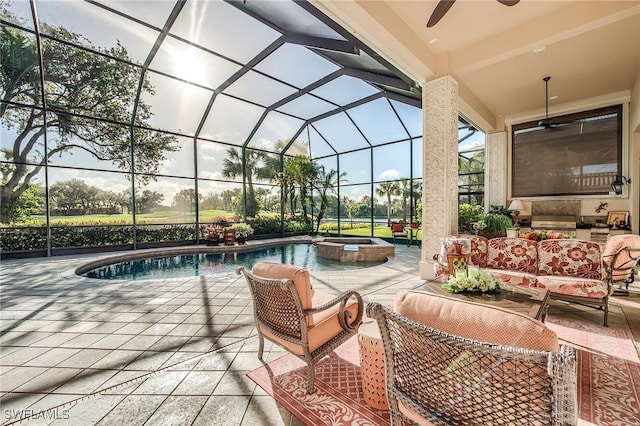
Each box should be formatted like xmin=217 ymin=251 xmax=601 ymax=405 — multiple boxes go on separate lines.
xmin=80 ymin=243 xmax=387 ymax=280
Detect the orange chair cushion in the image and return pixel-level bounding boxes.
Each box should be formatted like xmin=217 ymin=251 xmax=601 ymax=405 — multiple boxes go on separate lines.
xmin=252 ymin=261 xmax=313 ymax=311
xmin=393 ymin=290 xmax=559 ymax=352
xmin=259 ymin=290 xmax=360 ymax=356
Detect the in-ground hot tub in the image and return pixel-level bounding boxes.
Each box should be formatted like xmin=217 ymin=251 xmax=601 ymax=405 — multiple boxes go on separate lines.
xmin=313 ymin=237 xmax=394 ymax=262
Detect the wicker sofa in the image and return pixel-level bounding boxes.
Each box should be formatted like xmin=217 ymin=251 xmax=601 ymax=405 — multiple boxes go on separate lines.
xmin=368 ymin=291 xmax=577 ymax=425
xmin=435 ymin=236 xmax=613 ymax=325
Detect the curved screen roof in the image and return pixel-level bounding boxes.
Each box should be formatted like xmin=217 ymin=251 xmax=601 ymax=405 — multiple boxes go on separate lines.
xmin=2 ymin=0 xmax=422 ymax=157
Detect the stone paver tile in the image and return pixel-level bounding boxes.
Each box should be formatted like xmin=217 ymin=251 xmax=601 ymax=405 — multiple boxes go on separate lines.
xmin=0 ymin=392 xmax=46 ymax=420
xmin=179 ymin=336 xmax=216 ymax=353
xmin=191 ymin=395 xmax=250 ymax=426
xmin=229 ymin=352 xmax=262 ymax=371
xmin=241 ymin=395 xmax=290 ymax=426
xmin=111 ymin=322 xmax=151 ymax=335
xmin=160 ymin=352 xmax=202 ymax=371
xmin=59 ymin=333 xmax=110 ymax=348
xmin=172 ymin=370 xmax=224 ymax=396
xmin=171 ymin=305 xmax=200 ymax=314
xmin=110 ymin=312 xmax=145 ymax=323
xmin=139 ymin=323 xmax=177 ymax=336
xmin=0 ymin=366 xmax=48 ymax=392
xmin=144 ymin=395 xmax=208 ymax=426
xmin=86 ymin=322 xmax=127 ymax=334
xmin=95 ymin=394 xmax=165 ymax=426
xmin=48 ymin=394 xmax=127 ymax=426
xmin=117 ymin=335 xmax=161 ymax=351
xmin=1 ymin=346 xmax=53 ymax=366
xmin=90 ymin=349 xmax=142 ymax=370
xmin=131 ymin=371 xmax=188 ymax=395
xmin=1 ymin=331 xmax=55 ymax=347
xmin=56 ymin=348 xmax=112 ymax=368
xmin=24 ymin=348 xmax=81 ymax=367
xmin=123 ymin=351 xmax=173 ymax=371
xmin=96 ymin=370 xmax=148 ymax=395
xmin=89 ymin=334 xmax=135 ymax=350
xmin=194 ymin=351 xmax=235 ymax=371
xmin=13 ymin=367 xmax=84 ymax=393
xmin=212 ymin=370 xmax=256 ymax=396
xmin=165 ymin=323 xmax=203 ymax=336
xmin=147 ymin=335 xmax=190 ymax=352
xmin=22 ymin=332 xmax=70 ymax=349
xmin=52 ymin=368 xmax=117 ymax=394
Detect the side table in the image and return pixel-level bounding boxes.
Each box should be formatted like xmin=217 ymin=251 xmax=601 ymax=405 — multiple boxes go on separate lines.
xmin=357 ymin=321 xmax=389 ymax=410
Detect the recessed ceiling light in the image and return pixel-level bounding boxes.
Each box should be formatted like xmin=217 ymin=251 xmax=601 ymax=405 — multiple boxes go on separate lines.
xmin=429 ymin=38 xmax=438 ymax=44
xmin=532 ymin=46 xmax=546 ymax=53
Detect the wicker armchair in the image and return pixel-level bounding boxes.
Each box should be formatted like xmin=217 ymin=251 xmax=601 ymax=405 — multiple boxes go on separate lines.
xmin=367 ymin=294 xmax=577 ymax=425
xmin=237 ymin=261 xmax=363 ymax=394
xmin=602 ymin=234 xmax=640 ymax=296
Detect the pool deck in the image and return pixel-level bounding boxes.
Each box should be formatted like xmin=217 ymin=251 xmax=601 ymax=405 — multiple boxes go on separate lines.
xmin=0 ymin=237 xmax=422 ymax=425
xmin=1 ymin=237 xmax=639 ymax=425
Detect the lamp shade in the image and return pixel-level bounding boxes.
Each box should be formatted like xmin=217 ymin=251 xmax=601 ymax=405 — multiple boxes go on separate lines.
xmin=508 ymin=200 xmax=526 ymax=212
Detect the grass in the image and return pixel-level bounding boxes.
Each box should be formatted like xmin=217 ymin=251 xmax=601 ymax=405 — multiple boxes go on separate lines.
xmin=22 ymin=209 xmax=233 ymax=226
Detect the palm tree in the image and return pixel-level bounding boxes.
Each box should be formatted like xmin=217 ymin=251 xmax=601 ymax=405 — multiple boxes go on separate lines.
xmin=222 ymin=147 xmax=265 ymax=217
xmin=313 ymin=166 xmax=346 ymax=233
xmin=281 ymin=155 xmax=318 ymax=225
xmin=398 ymin=179 xmax=410 ymax=222
xmin=376 ymin=181 xmax=399 ymax=225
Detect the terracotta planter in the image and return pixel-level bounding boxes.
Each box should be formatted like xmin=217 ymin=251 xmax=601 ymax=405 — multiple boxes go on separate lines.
xmin=223 ymin=229 xmax=236 ymax=246
xmin=207 ymin=234 xmax=220 ymax=246
xmin=236 ymin=236 xmax=247 ymax=245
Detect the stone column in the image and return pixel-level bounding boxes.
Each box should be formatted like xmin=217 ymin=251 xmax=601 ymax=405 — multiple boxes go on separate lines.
xmin=420 ymin=76 xmax=459 ymax=280
xmin=486 ymin=131 xmax=508 ymax=208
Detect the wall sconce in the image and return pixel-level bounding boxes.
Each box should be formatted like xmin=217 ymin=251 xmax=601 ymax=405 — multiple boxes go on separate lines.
xmin=611 ymin=176 xmax=631 ymax=195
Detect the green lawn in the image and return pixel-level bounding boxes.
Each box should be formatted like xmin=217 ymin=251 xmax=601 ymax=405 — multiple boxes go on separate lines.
xmin=26 ymin=209 xmax=232 ymax=225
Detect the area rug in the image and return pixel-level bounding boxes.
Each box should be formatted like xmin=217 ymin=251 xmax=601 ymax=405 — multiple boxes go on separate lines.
xmin=248 ymin=317 xmax=640 ymax=426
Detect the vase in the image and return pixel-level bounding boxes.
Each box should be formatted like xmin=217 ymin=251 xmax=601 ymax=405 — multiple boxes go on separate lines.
xmin=207 ymin=235 xmax=220 ymax=246
xmin=236 ymin=236 xmax=247 ymax=245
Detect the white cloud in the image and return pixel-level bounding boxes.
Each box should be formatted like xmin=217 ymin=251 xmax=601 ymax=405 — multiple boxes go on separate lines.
xmin=378 ymin=169 xmax=401 ymax=180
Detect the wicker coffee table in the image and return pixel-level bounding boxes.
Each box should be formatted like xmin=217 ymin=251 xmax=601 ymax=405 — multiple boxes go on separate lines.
xmin=416 ymin=277 xmax=551 ymax=321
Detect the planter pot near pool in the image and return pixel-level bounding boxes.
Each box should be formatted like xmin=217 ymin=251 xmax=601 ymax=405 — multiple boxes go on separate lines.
xmin=207 ymin=236 xmax=220 ymax=246
xmin=236 ymin=236 xmax=247 ymax=245
xmin=223 ymin=230 xmax=236 ymax=246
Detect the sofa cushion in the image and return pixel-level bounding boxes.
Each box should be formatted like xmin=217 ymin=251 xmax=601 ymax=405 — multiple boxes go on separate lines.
xmin=393 ymin=290 xmax=559 ymax=352
xmin=536 ymin=275 xmax=610 ymax=298
xmin=537 ymin=239 xmax=602 ymax=279
xmin=483 ymin=269 xmax=538 ymax=288
xmin=486 ymin=238 xmax=538 ymax=273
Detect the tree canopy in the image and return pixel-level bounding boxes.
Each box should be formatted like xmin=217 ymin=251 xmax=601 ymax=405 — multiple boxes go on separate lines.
xmin=0 ymin=9 xmax=178 ymax=223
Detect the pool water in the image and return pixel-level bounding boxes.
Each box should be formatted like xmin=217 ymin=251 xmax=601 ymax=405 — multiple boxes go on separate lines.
xmin=82 ymin=243 xmax=387 ymax=280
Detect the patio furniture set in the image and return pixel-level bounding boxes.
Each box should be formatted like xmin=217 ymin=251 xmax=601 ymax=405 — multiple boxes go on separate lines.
xmin=434 ymin=234 xmax=640 ymax=326
xmin=236 ymin=233 xmax=639 ymax=424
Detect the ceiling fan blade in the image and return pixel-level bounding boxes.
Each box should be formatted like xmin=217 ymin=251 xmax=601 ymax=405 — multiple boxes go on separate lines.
xmin=427 ymin=0 xmax=455 ymax=28
xmin=496 ymin=0 xmax=520 ymax=6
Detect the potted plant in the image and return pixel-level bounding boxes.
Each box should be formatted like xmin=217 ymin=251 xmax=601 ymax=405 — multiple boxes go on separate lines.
xmin=473 ymin=205 xmax=513 ymax=239
xmin=230 ymin=222 xmax=254 ymax=244
xmin=205 ymin=224 xmax=222 ymax=246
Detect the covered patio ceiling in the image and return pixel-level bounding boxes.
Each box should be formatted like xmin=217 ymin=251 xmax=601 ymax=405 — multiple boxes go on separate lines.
xmin=314 ymin=0 xmax=640 ymax=130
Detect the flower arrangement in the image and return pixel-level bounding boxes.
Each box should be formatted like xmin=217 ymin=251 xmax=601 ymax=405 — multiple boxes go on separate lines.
xmin=206 ymin=224 xmax=222 ymax=237
xmin=443 ymin=268 xmax=501 ymax=294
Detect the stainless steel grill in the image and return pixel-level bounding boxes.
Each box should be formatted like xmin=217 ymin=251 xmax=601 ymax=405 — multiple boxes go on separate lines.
xmin=531 ymin=215 xmax=577 ymax=238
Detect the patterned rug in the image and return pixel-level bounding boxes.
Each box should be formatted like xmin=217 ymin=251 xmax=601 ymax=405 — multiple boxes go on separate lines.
xmin=248 ymin=317 xmax=640 ymax=426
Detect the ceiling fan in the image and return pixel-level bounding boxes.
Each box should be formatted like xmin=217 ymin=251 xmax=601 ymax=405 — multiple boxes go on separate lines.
xmin=538 ymin=76 xmax=557 ymax=129
xmin=427 ymin=0 xmax=520 ymax=28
